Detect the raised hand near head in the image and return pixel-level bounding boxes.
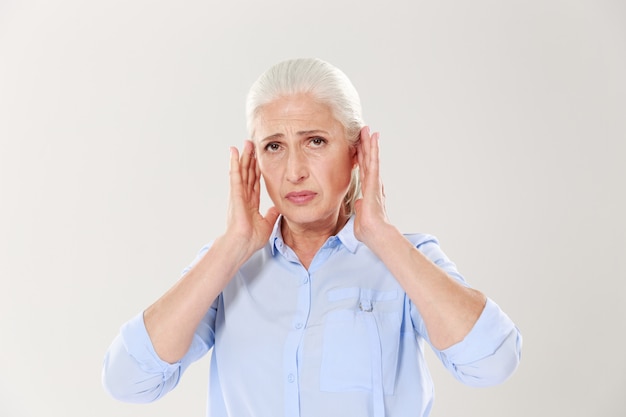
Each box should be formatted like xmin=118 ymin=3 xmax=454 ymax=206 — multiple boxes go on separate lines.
xmin=353 ymin=127 xmax=391 ymax=248
xmin=226 ymin=140 xmax=280 ymax=255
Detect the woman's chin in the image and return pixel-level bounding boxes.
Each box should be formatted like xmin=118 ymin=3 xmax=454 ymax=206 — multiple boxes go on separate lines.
xmin=280 ymin=207 xmax=340 ymax=230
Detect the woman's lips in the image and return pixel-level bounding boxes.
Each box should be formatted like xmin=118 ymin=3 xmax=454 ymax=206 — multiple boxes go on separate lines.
xmin=285 ymin=191 xmax=317 ymax=204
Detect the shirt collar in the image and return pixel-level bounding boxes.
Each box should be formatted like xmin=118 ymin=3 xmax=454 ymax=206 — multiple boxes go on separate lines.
xmin=269 ymin=216 xmax=284 ymax=256
xmin=335 ymin=215 xmax=360 ymax=253
xmin=269 ymin=215 xmax=361 ymax=256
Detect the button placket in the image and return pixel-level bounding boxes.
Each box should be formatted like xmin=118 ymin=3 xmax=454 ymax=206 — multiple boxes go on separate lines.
xmin=282 ymin=268 xmax=312 ymax=417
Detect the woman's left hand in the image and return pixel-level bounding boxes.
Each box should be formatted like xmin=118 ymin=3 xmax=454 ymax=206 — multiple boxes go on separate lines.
xmin=353 ymin=126 xmax=392 ymax=248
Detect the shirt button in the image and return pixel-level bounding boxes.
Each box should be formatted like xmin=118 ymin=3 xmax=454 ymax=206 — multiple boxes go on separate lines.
xmin=295 ymin=322 xmax=303 ymax=329
xmin=287 ymin=373 xmax=295 ymax=383
xmin=359 ymin=300 xmax=374 ymax=312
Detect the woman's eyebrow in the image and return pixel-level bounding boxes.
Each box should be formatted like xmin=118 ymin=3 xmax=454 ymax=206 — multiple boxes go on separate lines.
xmin=297 ymin=129 xmax=329 ymax=136
xmin=259 ymin=130 xmax=330 ymax=144
xmin=259 ymin=133 xmax=284 ymax=144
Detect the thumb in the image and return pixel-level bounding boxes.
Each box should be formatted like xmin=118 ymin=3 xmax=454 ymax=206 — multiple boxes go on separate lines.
xmin=354 ymin=198 xmax=363 ymax=214
xmin=264 ymin=206 xmax=281 ymax=225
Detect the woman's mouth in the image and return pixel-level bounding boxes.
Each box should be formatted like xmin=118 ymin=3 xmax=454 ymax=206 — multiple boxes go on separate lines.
xmin=285 ymin=191 xmax=317 ymax=204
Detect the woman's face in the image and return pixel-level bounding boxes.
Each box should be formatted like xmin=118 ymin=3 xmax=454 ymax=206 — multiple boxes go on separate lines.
xmin=252 ymin=93 xmax=357 ymax=229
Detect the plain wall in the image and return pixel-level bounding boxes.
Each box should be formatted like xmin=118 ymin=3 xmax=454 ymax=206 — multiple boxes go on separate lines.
xmin=1 ymin=1 xmax=624 ymax=416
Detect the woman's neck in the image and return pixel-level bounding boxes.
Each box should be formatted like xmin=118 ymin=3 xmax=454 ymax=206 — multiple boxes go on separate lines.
xmin=281 ymin=212 xmax=349 ymax=269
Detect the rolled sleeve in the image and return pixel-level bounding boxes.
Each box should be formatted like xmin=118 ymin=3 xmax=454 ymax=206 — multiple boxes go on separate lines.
xmin=120 ymin=312 xmax=183 ymax=379
xmin=102 ymin=243 xmax=219 ymax=404
xmin=437 ymin=298 xmax=522 ymax=386
xmin=102 ymin=312 xmax=183 ymax=403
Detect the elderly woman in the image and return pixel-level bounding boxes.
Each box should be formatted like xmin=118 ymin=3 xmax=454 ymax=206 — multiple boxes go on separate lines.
xmin=102 ymin=58 xmax=521 ymax=417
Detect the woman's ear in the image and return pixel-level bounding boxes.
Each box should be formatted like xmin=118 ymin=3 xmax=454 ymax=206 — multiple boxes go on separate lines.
xmin=351 ymin=147 xmax=359 ymax=168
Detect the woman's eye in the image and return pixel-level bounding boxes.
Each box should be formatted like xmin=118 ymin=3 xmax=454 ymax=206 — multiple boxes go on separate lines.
xmin=309 ymin=137 xmax=327 ymax=147
xmin=265 ymin=142 xmax=281 ymax=152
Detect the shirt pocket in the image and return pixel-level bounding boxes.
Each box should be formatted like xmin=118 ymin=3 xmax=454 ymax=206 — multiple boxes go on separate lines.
xmin=320 ymin=288 xmax=401 ymax=395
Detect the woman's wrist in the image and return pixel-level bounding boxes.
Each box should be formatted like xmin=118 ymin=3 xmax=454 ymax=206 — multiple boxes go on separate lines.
xmin=214 ymin=233 xmax=259 ymax=267
xmin=361 ymin=221 xmax=404 ymax=258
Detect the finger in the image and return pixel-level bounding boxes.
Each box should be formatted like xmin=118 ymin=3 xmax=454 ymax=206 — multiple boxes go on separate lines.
xmin=360 ymin=126 xmax=371 ymax=173
xmin=244 ymin=141 xmax=262 ymax=207
xmin=228 ymin=146 xmax=246 ymax=211
xmin=357 ymin=126 xmax=370 ymax=182
xmin=245 ymin=140 xmax=258 ymax=189
xmin=357 ymin=139 xmax=365 ymax=181
xmin=369 ymin=132 xmax=380 ymax=180
xmin=240 ymin=141 xmax=253 ymax=189
xmin=247 ymin=146 xmax=260 ymax=197
xmin=229 ymin=146 xmax=241 ymax=186
xmin=254 ymin=148 xmax=262 ymax=194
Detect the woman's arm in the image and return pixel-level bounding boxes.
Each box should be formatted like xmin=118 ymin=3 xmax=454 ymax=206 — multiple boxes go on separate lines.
xmin=137 ymin=141 xmax=279 ymax=363
xmin=102 ymin=302 xmax=217 ymax=402
xmin=368 ymin=225 xmax=486 ymax=349
xmin=103 ymin=141 xmax=279 ymax=401
xmin=354 ymin=127 xmax=486 ymax=350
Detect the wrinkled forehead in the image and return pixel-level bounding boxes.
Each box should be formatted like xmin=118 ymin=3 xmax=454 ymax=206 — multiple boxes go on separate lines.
xmin=250 ymin=94 xmax=343 ymax=141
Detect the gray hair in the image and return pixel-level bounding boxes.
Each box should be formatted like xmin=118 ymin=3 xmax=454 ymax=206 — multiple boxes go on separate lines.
xmin=246 ymin=58 xmax=364 ymax=217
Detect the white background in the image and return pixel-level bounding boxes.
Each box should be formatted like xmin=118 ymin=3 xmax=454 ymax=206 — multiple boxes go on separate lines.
xmin=1 ymin=1 xmax=624 ymax=416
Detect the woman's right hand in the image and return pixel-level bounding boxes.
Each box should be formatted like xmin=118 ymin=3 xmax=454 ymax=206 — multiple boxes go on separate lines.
xmin=225 ymin=140 xmax=280 ymax=255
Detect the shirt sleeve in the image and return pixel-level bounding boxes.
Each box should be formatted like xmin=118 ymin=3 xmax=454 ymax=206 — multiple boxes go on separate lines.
xmin=102 ymin=244 xmax=218 ymax=403
xmin=102 ymin=303 xmax=218 ymax=403
xmin=435 ymin=298 xmax=522 ymax=386
xmin=408 ymin=235 xmax=522 ymax=387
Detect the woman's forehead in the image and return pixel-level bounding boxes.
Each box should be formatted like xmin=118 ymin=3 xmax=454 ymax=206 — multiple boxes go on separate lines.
xmin=252 ymin=94 xmax=342 ymax=140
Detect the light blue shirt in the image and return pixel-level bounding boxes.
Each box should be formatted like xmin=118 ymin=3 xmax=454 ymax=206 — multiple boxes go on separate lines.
xmin=103 ymin=216 xmax=521 ymax=417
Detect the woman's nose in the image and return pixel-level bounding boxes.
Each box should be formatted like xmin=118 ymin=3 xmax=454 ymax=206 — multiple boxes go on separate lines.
xmin=286 ymin=149 xmax=308 ymax=183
